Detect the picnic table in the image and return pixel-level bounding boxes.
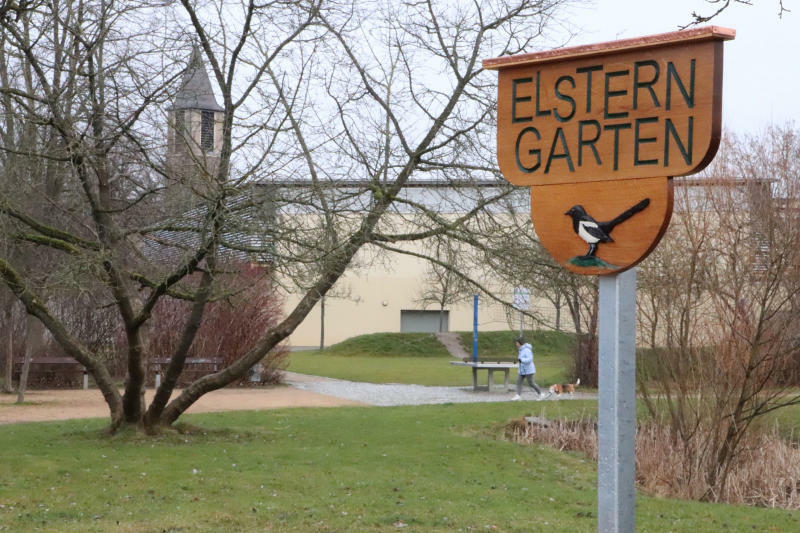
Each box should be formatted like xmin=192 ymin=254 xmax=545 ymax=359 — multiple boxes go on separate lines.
xmin=449 ymin=361 xmax=518 ymax=392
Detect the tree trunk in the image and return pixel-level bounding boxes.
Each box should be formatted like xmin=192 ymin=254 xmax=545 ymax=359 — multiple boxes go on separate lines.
xmin=15 ymin=351 xmax=30 ymax=403
xmin=320 ymin=296 xmax=325 ymax=350
xmin=554 ymin=293 xmax=561 ymax=331
xmin=2 ymin=306 xmax=13 ymax=393
xmin=16 ymin=315 xmax=42 ymax=403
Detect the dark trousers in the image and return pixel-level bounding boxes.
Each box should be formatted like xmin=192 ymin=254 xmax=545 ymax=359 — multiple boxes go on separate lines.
xmin=516 ymin=373 xmax=542 ymax=395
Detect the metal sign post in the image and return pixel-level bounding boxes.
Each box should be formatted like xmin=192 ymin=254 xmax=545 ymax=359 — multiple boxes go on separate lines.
xmin=597 ymin=268 xmax=637 ymax=533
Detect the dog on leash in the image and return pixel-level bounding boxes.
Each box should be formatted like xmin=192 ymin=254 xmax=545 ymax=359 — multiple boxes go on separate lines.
xmin=549 ymin=378 xmax=581 ymax=396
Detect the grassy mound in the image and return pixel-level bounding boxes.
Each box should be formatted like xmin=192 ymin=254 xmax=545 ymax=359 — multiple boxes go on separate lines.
xmin=322 ymin=329 xmax=575 ymax=360
xmin=458 ymin=329 xmax=576 ymax=360
xmin=323 ymin=332 xmax=451 ymax=357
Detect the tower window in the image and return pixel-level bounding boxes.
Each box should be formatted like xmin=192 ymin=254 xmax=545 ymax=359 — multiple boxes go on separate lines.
xmin=201 ymin=110 xmax=214 ymax=152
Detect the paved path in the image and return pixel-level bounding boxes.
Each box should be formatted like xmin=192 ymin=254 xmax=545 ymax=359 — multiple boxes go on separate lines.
xmin=284 ymin=371 xmax=596 ymax=406
xmin=1 ymin=372 xmax=595 ymax=424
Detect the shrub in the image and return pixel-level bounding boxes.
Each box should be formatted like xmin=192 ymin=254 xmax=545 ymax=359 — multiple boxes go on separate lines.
xmin=146 ymin=262 xmax=288 ymax=386
xmin=508 ymin=417 xmax=800 ymax=510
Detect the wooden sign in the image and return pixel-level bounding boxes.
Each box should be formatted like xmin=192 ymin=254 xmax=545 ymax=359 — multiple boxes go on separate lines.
xmin=485 ymin=26 xmax=734 ymax=275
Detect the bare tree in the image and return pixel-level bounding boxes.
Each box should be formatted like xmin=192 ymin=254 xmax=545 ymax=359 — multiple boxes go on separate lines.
xmin=637 ymin=125 xmax=800 ymax=501
xmin=0 ymin=8 xmax=69 ymax=395
xmin=681 ymin=0 xmax=791 ymax=27
xmin=463 ymin=190 xmax=599 ymax=384
xmin=415 ymin=238 xmax=473 ymax=332
xmin=0 ymin=0 xmax=572 ymax=432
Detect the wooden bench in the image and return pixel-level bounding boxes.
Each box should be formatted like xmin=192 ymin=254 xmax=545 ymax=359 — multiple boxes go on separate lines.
xmin=149 ymin=357 xmax=224 ymax=386
xmin=12 ymin=357 xmax=87 ymax=389
xmin=449 ymin=361 xmax=518 ymax=391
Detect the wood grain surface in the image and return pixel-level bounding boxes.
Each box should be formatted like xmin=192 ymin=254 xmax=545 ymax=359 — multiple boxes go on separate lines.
xmin=530 ymin=176 xmax=673 ymax=275
xmin=495 ymin=40 xmax=724 ymax=186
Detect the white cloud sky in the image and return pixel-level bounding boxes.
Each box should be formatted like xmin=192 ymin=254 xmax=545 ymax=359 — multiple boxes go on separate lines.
xmin=558 ymin=0 xmax=798 ymax=134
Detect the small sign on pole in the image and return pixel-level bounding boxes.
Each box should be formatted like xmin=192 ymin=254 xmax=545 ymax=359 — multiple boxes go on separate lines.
xmin=512 ymin=287 xmax=530 ymax=310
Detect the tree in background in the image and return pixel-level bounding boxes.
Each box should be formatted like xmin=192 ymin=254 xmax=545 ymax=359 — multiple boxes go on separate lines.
xmin=415 ymin=238 xmax=473 ymax=332
xmin=0 ymin=11 xmax=77 ymax=397
xmin=467 ymin=191 xmax=598 ymax=385
xmin=0 ymin=299 xmax=15 ymax=393
xmin=636 ymin=124 xmax=800 ymax=501
xmin=683 ymin=0 xmax=791 ymax=26
xmin=0 ymin=0 xmax=572 ymax=432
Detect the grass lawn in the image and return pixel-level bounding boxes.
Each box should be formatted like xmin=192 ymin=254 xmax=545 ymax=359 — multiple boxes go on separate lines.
xmin=287 ymin=330 xmax=573 ymax=387
xmin=287 ymin=351 xmax=569 ymax=387
xmin=1 ymin=402 xmax=798 ymax=532
xmin=749 ymin=401 xmax=800 ymax=443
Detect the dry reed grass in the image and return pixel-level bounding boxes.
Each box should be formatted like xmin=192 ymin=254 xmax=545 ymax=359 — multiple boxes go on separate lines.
xmin=508 ymin=417 xmax=799 ymax=510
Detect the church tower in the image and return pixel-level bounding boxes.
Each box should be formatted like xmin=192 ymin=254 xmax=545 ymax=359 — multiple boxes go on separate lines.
xmin=167 ymin=45 xmax=224 ymax=196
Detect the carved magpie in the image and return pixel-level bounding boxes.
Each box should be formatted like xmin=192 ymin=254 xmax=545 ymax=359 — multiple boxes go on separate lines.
xmin=564 ymin=198 xmax=650 ymax=257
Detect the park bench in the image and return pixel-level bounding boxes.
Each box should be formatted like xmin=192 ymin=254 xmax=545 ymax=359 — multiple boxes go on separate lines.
xmin=12 ymin=357 xmax=87 ymax=389
xmin=449 ymin=360 xmax=518 ymax=392
xmin=149 ymin=357 xmax=224 ymax=387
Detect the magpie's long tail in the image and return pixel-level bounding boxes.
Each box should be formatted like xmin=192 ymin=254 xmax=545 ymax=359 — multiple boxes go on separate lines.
xmin=604 ymin=198 xmax=650 ymax=231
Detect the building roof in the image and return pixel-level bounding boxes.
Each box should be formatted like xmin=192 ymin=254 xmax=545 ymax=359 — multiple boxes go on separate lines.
xmin=141 ymin=187 xmax=275 ymax=266
xmin=173 ymin=45 xmax=224 ymax=112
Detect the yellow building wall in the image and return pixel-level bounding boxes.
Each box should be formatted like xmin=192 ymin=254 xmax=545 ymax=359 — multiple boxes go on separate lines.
xmin=282 ymin=243 xmax=554 ymax=348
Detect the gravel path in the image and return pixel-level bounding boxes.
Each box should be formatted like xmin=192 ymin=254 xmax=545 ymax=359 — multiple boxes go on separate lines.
xmin=284 ymin=372 xmax=596 ymax=406
xmin=1 ymin=373 xmax=595 ymax=425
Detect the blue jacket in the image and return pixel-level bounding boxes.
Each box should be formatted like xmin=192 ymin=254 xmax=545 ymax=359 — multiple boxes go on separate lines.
xmin=517 ymin=342 xmax=536 ymax=375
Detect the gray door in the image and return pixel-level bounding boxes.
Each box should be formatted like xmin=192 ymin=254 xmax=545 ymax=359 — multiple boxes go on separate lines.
xmin=400 ymin=310 xmax=449 ymax=333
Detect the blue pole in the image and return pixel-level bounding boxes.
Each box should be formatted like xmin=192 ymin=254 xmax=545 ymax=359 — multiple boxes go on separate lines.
xmin=472 ymin=293 xmax=478 ymax=362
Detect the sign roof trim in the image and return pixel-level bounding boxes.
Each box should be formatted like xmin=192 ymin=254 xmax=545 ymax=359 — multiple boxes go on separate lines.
xmin=483 ymin=25 xmax=735 ymax=70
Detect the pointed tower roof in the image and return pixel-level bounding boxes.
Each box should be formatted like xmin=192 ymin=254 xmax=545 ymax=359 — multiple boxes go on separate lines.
xmin=173 ymin=45 xmax=224 ymax=112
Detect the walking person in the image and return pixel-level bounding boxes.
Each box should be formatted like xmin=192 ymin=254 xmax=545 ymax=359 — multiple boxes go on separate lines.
xmin=512 ymin=336 xmax=544 ymax=401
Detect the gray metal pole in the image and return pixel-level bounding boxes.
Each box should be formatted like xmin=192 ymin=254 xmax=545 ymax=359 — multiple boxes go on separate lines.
xmin=597 ymin=268 xmax=637 ymax=533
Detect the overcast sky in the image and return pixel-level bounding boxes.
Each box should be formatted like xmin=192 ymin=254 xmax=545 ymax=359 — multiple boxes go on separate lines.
xmin=558 ymin=0 xmax=798 ymax=135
